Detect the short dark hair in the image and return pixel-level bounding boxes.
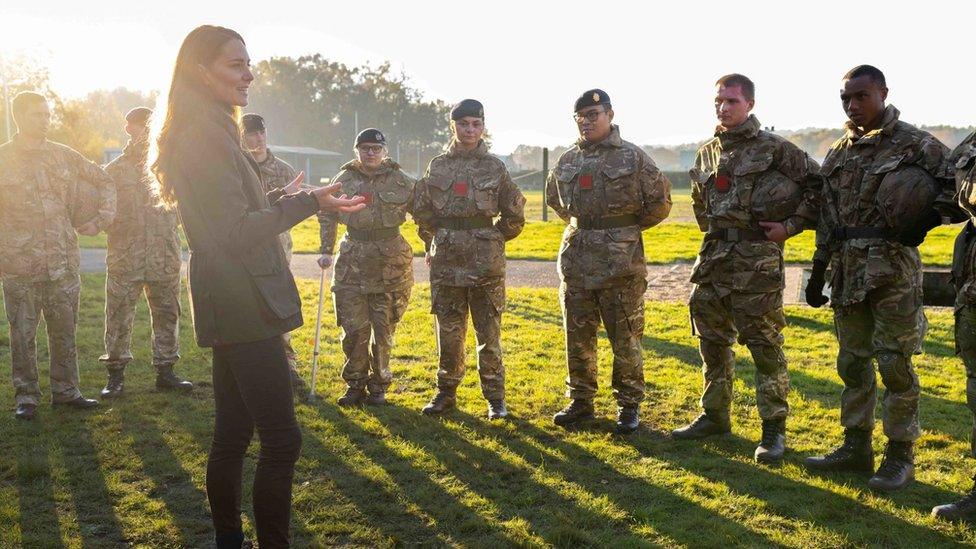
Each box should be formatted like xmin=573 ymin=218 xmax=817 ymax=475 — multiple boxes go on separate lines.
xmin=843 ymin=65 xmax=886 ymax=88
xmin=11 ymin=91 xmax=47 ymax=124
xmin=715 ymin=74 xmax=755 ymax=101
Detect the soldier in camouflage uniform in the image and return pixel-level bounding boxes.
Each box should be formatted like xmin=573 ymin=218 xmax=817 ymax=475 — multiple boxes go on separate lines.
xmin=932 ymin=131 xmax=976 ymax=521
xmin=413 ymin=99 xmax=526 ymax=420
xmin=318 ymin=129 xmax=415 ymax=406
xmin=804 ymin=66 xmax=960 ymax=491
xmin=0 ymin=92 xmax=116 ymax=420
xmin=99 ymin=107 xmax=193 ymax=398
xmin=546 ymin=89 xmax=672 ymax=434
xmin=672 ymin=75 xmax=822 ymax=464
xmin=242 ymin=113 xmax=304 ymax=388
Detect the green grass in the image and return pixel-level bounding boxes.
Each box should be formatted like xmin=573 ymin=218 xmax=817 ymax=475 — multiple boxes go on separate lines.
xmin=79 ymin=192 xmax=962 ymax=266
xmin=1 ymin=275 xmax=975 ymax=546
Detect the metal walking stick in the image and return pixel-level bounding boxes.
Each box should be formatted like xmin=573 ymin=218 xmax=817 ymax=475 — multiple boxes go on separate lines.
xmin=308 ymin=266 xmax=327 ymax=402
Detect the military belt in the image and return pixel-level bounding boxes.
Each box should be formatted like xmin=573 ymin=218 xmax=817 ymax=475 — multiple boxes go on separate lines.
xmin=346 ymin=226 xmax=401 ymax=241
xmin=704 ymin=227 xmax=767 ymax=242
xmin=434 ymin=216 xmax=494 ymax=230
xmin=832 ymin=227 xmax=894 ymax=241
xmin=571 ymin=214 xmax=639 ymax=230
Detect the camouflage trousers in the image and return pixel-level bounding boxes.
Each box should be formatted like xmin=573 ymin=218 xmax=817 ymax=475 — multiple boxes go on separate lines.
xmin=956 ymin=304 xmax=976 ymax=457
xmin=560 ymin=278 xmax=646 ymax=407
xmin=333 ymin=286 xmax=411 ymax=393
xmin=281 ymin=239 xmax=298 ymax=371
xmin=834 ymin=280 xmax=923 ymax=442
xmin=431 ymin=282 xmax=506 ymax=400
xmin=689 ymin=284 xmax=789 ymax=420
xmin=2 ymin=274 xmax=84 ymax=406
xmin=99 ymin=274 xmax=181 ymax=372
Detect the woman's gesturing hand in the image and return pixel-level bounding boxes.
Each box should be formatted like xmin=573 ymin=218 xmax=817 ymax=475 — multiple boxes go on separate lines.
xmin=311 ymin=182 xmax=366 ymax=213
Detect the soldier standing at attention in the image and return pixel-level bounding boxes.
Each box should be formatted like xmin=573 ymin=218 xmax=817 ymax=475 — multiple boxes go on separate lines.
xmin=546 ymin=89 xmax=672 ymax=434
xmin=242 ymin=113 xmax=305 ymax=389
xmin=672 ymin=74 xmax=822 ymax=464
xmin=0 ymin=91 xmax=116 ymax=420
xmin=803 ymin=65 xmax=961 ymax=491
xmin=318 ymin=129 xmax=415 ymax=407
xmin=412 ymin=99 xmax=526 ymax=420
xmin=99 ymin=107 xmax=193 ymax=397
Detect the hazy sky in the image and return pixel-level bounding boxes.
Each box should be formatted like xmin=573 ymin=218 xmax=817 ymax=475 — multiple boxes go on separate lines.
xmin=3 ymin=1 xmax=974 ymax=153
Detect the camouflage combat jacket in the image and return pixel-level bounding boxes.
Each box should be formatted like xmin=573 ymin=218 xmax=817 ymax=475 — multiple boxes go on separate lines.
xmin=0 ymin=134 xmax=115 ymax=281
xmin=948 ymin=131 xmax=976 ymax=310
xmin=319 ymin=159 xmax=416 ymax=293
xmin=413 ymin=140 xmax=526 ymax=287
xmin=815 ymin=106 xmax=958 ymax=307
xmin=546 ymin=125 xmax=672 ymax=289
xmin=104 ymin=139 xmax=181 ymax=282
xmin=689 ymin=115 xmax=821 ymax=294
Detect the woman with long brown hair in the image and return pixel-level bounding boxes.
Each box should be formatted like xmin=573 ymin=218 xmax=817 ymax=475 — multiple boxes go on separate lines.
xmin=150 ymin=25 xmax=364 ymax=548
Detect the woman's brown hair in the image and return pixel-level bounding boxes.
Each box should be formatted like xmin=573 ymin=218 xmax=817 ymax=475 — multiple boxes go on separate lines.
xmin=149 ymin=25 xmax=245 ymax=207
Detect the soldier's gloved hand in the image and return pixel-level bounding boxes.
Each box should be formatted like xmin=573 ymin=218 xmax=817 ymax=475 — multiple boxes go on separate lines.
xmin=897 ymin=209 xmax=941 ymax=247
xmin=317 ymin=254 xmax=333 ymax=269
xmin=805 ymin=260 xmax=829 ymax=308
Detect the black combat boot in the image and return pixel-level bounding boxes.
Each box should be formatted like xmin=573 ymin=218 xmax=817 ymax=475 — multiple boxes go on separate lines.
xmin=15 ymin=403 xmax=37 ymax=420
xmin=487 ymin=399 xmax=508 ymax=420
xmin=155 ymin=365 xmax=193 ymax=393
xmin=552 ymin=399 xmax=595 ymax=427
xmin=933 ymin=476 xmax=976 ymax=523
xmin=615 ymin=405 xmax=640 ymax=434
xmin=101 ymin=368 xmax=125 ymax=398
xmin=803 ymin=428 xmax=874 ymax=473
xmin=868 ymin=440 xmax=915 ymax=492
xmin=422 ymin=388 xmax=456 ymax=415
xmin=364 ymin=391 xmax=387 ymax=406
xmin=755 ymin=417 xmax=786 ymax=464
xmin=337 ymin=387 xmax=367 ymax=407
xmin=671 ymin=409 xmax=732 ymax=440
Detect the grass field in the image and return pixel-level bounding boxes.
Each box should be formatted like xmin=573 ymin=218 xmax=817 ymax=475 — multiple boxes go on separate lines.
xmin=79 ymin=192 xmax=963 ymax=266
xmin=1 ymin=275 xmax=976 ymax=546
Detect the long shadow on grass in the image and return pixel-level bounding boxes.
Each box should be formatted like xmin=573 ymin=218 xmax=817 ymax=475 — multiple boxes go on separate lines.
xmin=15 ymin=424 xmax=63 ymax=548
xmin=119 ymin=407 xmax=212 ymax=546
xmin=634 ymin=436 xmax=967 ymax=546
xmin=371 ymin=407 xmax=777 ymax=546
xmin=56 ymin=411 xmax=128 ymax=546
xmin=298 ymin=403 xmax=510 ymax=546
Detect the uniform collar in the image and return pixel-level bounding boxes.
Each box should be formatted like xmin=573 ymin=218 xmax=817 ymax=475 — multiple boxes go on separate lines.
xmin=10 ymin=133 xmax=51 ymax=153
xmin=844 ymin=104 xmax=900 ymax=143
xmin=343 ymin=157 xmax=398 ymax=177
xmin=577 ymin=125 xmax=623 ymax=150
xmin=122 ymin=136 xmax=149 ymax=162
xmin=448 ymin=139 xmax=489 ymax=158
xmin=716 ymin=114 xmax=761 ymax=145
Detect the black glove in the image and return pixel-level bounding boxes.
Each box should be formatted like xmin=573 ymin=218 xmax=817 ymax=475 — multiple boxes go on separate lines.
xmin=805 ymin=259 xmax=829 ymax=308
xmin=897 ymin=209 xmax=941 ymax=247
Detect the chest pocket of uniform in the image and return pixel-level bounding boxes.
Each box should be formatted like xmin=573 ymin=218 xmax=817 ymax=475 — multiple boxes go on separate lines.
xmin=863 ymin=152 xmax=909 ymax=213
xmin=553 ymin=164 xmax=579 ymax=210
xmin=427 ymin=175 xmax=454 ymax=210
xmin=731 ymin=152 xmax=774 ymax=208
xmin=601 ymin=160 xmax=639 ymax=210
xmin=378 ymin=179 xmax=412 ymax=226
xmin=473 ymin=175 xmax=500 ymax=215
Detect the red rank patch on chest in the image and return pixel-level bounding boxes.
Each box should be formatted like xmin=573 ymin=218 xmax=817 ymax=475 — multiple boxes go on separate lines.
xmin=453 ymin=181 xmax=469 ymax=196
xmin=359 ymin=191 xmax=374 ymax=205
xmin=579 ymin=174 xmax=593 ymax=189
xmin=714 ymin=174 xmax=731 ymax=192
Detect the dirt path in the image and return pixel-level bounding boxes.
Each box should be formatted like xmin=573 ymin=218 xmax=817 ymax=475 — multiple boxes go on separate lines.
xmin=80 ymin=249 xmax=810 ymax=303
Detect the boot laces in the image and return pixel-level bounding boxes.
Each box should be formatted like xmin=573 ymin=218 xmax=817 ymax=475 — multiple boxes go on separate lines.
xmin=875 ymin=446 xmax=906 ymax=478
xmin=761 ymin=422 xmax=780 ymax=447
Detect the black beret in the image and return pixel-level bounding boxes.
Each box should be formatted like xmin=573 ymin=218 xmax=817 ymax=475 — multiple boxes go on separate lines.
xmin=356 ymin=128 xmax=386 ymax=147
xmin=242 ymin=113 xmax=265 ymax=133
xmin=450 ymin=99 xmax=484 ymax=121
xmin=574 ymin=89 xmax=611 ymax=112
xmin=125 ymin=107 xmax=152 ymax=126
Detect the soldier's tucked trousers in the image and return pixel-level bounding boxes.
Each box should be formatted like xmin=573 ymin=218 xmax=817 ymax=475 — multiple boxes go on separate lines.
xmin=3 ymin=274 xmax=84 ymax=405
xmin=956 ymin=304 xmax=976 ymax=457
xmin=431 ymin=282 xmax=505 ymax=400
xmin=560 ymin=278 xmax=646 ymax=406
xmin=689 ymin=284 xmax=789 ymax=420
xmin=100 ymin=274 xmax=181 ymax=371
xmin=333 ymin=287 xmax=411 ymax=393
xmin=281 ymin=242 xmax=298 ymax=371
xmin=834 ymin=280 xmax=923 ymax=442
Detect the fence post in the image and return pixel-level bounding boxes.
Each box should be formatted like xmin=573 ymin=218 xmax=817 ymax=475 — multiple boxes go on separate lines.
xmin=542 ymin=147 xmax=549 ymax=222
